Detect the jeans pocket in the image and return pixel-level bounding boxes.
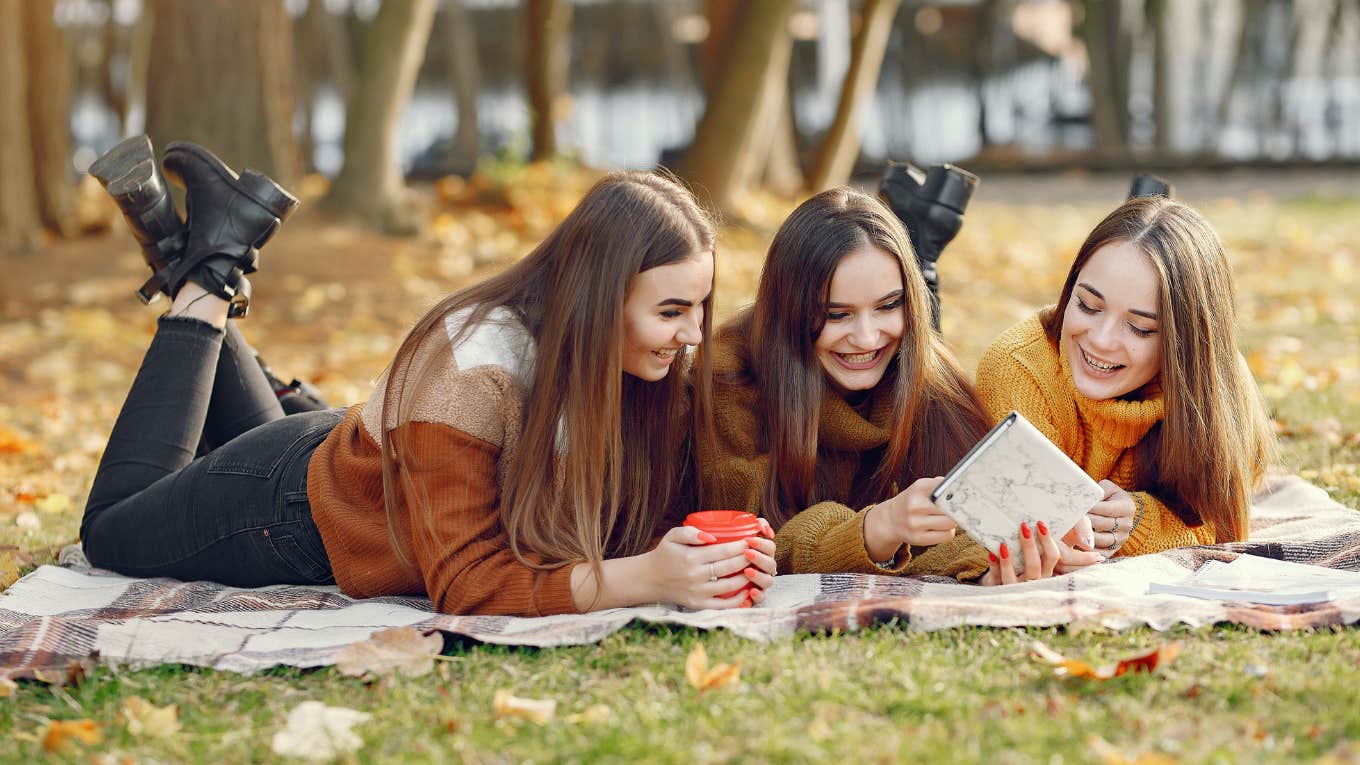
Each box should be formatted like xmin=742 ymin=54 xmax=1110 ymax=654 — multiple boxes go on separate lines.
xmin=267 ymin=531 xmax=334 ymax=584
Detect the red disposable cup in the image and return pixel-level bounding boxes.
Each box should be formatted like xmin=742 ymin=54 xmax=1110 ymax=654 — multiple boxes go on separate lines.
xmin=684 ymin=510 xmax=761 ymax=603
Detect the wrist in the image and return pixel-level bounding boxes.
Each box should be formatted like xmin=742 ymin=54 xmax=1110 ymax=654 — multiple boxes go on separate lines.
xmin=863 ymin=501 xmax=905 ymax=563
xmin=570 ymin=554 xmax=658 ymax=611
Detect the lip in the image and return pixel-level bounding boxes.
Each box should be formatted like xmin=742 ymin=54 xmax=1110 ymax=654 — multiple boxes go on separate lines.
xmin=830 ymin=347 xmax=886 ymax=371
xmin=1077 ymin=346 xmax=1124 ymax=378
xmin=652 ymin=348 xmax=682 ymax=364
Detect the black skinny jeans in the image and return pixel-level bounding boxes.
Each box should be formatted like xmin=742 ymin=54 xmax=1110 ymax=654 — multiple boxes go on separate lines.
xmin=81 ymin=316 xmax=340 ymax=586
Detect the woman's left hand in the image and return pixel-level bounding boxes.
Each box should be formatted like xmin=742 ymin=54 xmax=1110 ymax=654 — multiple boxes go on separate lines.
xmin=742 ymin=525 xmax=777 ymax=605
xmin=1087 ymin=480 xmax=1136 ymax=556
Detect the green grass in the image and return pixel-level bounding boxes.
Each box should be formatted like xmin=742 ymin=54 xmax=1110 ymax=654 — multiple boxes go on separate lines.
xmin=5 ymin=626 xmax=1360 ymax=763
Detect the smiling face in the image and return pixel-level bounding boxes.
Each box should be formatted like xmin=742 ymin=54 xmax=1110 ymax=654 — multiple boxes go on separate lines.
xmin=620 ymin=249 xmax=714 ymax=381
xmin=813 ymin=244 xmax=906 ymax=394
xmin=1061 ymin=239 xmax=1164 ymax=400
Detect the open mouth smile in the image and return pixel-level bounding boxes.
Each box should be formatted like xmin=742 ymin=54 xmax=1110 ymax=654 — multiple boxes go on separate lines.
xmin=1079 ymin=347 xmax=1124 ymax=374
xmin=833 ymin=347 xmax=886 ymax=370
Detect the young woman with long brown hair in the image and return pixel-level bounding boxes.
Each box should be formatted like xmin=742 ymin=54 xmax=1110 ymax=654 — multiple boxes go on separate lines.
xmin=81 ymin=158 xmax=776 ymax=616
xmin=974 ymin=196 xmax=1276 ymax=581
xmin=700 ymin=187 xmax=1099 ymax=582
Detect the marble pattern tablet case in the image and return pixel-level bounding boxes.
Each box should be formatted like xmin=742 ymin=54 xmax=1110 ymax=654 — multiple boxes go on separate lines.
xmin=930 ymin=411 xmax=1104 ymax=575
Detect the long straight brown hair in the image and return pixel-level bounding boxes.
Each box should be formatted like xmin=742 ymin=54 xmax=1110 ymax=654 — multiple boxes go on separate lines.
xmin=1043 ymin=196 xmax=1275 ymax=542
xmin=379 ymin=171 xmax=716 ymax=577
xmin=740 ymin=187 xmax=991 ymax=527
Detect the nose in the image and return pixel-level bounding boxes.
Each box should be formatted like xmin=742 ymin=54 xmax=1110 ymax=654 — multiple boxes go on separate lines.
xmin=676 ymin=311 xmax=702 ymax=346
xmin=1086 ymin=315 xmax=1120 ymax=351
xmin=848 ymin=313 xmax=879 ymax=349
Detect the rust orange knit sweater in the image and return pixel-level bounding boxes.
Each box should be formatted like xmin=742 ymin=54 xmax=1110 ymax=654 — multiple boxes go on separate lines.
xmin=307 ymin=307 xmax=580 ymax=617
xmin=975 ymin=311 xmax=1221 ymax=555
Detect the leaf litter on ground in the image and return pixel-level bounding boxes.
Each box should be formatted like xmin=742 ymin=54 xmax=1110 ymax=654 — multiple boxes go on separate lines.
xmin=270 ymin=701 xmax=371 ymax=762
xmin=685 ymin=643 xmax=741 ymax=692
xmin=333 ymin=625 xmax=444 ymax=679
xmin=1030 ymin=640 xmax=1181 ymax=680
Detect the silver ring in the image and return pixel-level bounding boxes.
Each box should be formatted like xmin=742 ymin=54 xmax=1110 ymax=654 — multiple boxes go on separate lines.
xmin=1110 ymin=516 xmax=1121 ymax=534
xmin=708 ymin=563 xmax=717 ymax=582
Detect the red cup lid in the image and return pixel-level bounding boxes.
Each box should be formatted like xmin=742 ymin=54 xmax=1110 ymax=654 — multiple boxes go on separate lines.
xmin=684 ymin=510 xmax=761 ymax=535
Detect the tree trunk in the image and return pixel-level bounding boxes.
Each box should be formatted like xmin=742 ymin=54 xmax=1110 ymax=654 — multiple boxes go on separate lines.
xmin=145 ymin=0 xmax=300 ymax=185
xmin=524 ymin=0 xmax=572 ymax=161
xmin=678 ymin=0 xmax=796 ymax=214
xmin=763 ymin=89 xmax=804 ymax=196
xmin=0 ymin=0 xmax=41 ymax=255
xmin=444 ymin=0 xmax=481 ymax=174
xmin=1081 ymin=0 xmax=1131 ymax=152
xmin=23 ymin=0 xmax=76 ymax=237
xmin=1148 ymin=0 xmax=1172 ymax=153
xmin=807 ymin=0 xmax=901 ymax=191
xmin=322 ymin=0 xmax=436 ymax=231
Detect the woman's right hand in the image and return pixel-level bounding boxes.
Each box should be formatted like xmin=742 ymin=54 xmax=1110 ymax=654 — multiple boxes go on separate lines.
xmin=645 ymin=526 xmax=755 ymax=610
xmin=864 ymin=477 xmax=957 ymax=561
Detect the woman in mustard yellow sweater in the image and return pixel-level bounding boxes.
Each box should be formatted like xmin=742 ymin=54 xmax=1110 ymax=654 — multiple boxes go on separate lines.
xmin=701 ymin=188 xmax=1101 ymax=582
xmin=975 ymin=196 xmax=1275 ymax=575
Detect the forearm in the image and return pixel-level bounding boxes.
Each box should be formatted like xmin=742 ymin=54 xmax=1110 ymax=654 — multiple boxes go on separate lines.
xmin=569 ymin=554 xmax=658 ymax=611
xmin=862 ymin=500 xmax=906 ymax=563
xmin=775 ymin=502 xmax=913 ymax=575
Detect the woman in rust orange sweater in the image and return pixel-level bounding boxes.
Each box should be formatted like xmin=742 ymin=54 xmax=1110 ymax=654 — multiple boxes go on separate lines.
xmin=975 ymin=196 xmax=1276 ymax=577
xmin=81 ymin=160 xmax=775 ymax=616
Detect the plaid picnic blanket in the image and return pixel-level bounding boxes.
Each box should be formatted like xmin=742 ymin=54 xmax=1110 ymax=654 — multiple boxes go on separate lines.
xmin=2 ymin=474 xmax=1359 ymax=678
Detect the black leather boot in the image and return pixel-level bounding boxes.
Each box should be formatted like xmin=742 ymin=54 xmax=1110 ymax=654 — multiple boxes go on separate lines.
xmin=88 ymin=135 xmax=188 ymax=304
xmin=256 ymin=354 xmax=329 ymax=414
xmin=160 ymin=142 xmax=299 ymax=318
xmin=1128 ymin=173 xmax=1174 ymax=200
xmin=879 ymin=162 xmax=978 ymax=330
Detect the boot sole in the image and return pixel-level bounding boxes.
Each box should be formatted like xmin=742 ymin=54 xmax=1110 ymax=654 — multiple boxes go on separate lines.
xmin=89 ymin=135 xmax=164 ymax=209
xmin=162 ymin=142 xmax=300 ymax=223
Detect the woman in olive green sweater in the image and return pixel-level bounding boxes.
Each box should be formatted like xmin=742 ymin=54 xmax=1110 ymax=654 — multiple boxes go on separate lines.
xmin=699 ymin=188 xmax=1101 ymax=582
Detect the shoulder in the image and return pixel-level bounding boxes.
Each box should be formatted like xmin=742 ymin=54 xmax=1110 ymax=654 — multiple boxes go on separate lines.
xmin=978 ymin=309 xmax=1060 ymax=385
xmin=360 ymin=305 xmax=536 ymax=446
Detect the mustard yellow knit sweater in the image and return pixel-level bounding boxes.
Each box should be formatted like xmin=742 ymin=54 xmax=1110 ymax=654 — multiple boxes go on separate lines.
xmin=699 ymin=320 xmax=991 ymax=580
xmin=975 ymin=311 xmax=1220 ymax=556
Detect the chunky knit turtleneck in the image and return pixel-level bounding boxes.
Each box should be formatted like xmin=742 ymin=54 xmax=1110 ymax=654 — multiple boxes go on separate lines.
xmin=699 ymin=318 xmax=991 ymax=580
xmin=975 ymin=311 xmax=1219 ymax=555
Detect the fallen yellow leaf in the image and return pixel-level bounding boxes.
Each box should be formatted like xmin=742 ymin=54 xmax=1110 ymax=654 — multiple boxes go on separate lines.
xmin=1032 ymin=641 xmax=1180 ymax=680
xmin=1088 ymin=735 xmax=1180 ymax=764
xmin=0 ymin=675 xmax=17 ymax=698
xmin=565 ymin=704 xmax=612 ymax=725
xmin=493 ymin=689 xmax=556 ymax=724
xmin=121 ymin=696 xmax=181 ymax=738
xmin=41 ymin=719 xmax=102 ymax=752
xmin=684 ymin=643 xmax=741 ymax=692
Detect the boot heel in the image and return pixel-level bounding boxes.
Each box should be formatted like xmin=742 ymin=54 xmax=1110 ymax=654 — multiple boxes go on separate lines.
xmin=239 ymin=170 xmax=299 ymax=221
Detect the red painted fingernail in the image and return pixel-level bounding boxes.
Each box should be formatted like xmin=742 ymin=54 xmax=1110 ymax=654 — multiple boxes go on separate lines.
xmin=1037 ymin=521 xmax=1049 ymax=536
xmin=696 ymin=531 xmax=717 ymax=544
xmin=999 ymin=543 xmax=1010 ymax=559
xmin=1020 ymin=523 xmax=1032 ymax=539
xmin=743 ymin=566 xmax=758 ymax=580
xmin=743 ymin=548 xmax=759 ymax=562
xmin=741 ymin=594 xmax=753 ymax=608
xmin=988 ymin=552 xmax=999 ymax=564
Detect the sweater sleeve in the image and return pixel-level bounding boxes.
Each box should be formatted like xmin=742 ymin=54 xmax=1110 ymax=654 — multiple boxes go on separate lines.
xmin=1117 ymin=490 xmax=1217 ymax=556
xmin=397 ymin=420 xmax=581 ymax=617
xmin=975 ymin=338 xmax=1067 ymax=447
xmin=773 ymin=502 xmax=916 ymax=575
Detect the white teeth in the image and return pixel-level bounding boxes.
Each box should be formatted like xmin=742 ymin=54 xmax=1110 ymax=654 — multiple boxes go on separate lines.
xmin=654 ymin=349 xmax=678 ymax=359
xmin=1082 ymin=349 xmax=1119 ymax=372
xmin=838 ymin=350 xmax=877 ymax=364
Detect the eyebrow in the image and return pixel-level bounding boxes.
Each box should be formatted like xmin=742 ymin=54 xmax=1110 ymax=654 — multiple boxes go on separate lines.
xmin=657 ymin=291 xmax=711 ymax=308
xmin=1077 ymin=283 xmax=1159 ymax=320
xmin=827 ymin=289 xmax=904 ymax=309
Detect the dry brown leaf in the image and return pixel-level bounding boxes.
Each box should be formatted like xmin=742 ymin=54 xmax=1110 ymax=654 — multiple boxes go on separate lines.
xmin=120 ymin=696 xmax=181 ymax=738
xmin=0 ymin=426 xmax=35 ymax=455
xmin=333 ymin=626 xmax=443 ymax=679
xmin=684 ymin=643 xmax=741 ymax=692
xmin=1031 ymin=641 xmax=1181 ymax=680
xmin=493 ymin=689 xmax=556 ymax=724
xmin=0 ymin=552 xmax=21 ymax=589
xmin=41 ymin=719 xmax=102 ymax=752
xmin=1088 ymin=735 xmax=1180 ymax=765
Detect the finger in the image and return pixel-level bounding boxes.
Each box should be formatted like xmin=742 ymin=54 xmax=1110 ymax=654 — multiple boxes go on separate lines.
xmin=998 ymin=543 xmax=1017 ymax=585
xmin=1099 ymin=479 xmax=1128 ymax=500
xmin=1073 ymin=514 xmax=1095 ymax=550
xmin=1059 ymin=543 xmax=1103 ymax=569
xmin=705 ymin=571 xmax=751 ymax=598
xmin=1019 ymin=525 xmax=1043 ymax=581
xmin=980 ymin=552 xmax=1001 ymax=587
xmin=696 ymin=540 xmax=749 ymax=562
xmin=743 ymin=566 xmax=775 ymax=590
xmin=911 ymin=529 xmax=956 ymax=547
xmin=709 ymin=554 xmax=752 ymax=581
xmin=743 ymin=547 xmax=777 ymax=576
xmin=1094 ymin=531 xmax=1117 ymax=549
xmin=669 ymin=526 xmax=716 ymax=546
xmin=758 ymin=517 xmax=775 ymax=539
xmin=749 ymin=586 xmax=767 ymax=605
xmin=745 ymin=537 xmax=776 ymax=557
xmin=910 ymin=513 xmax=960 ymax=532
xmin=1037 ymin=522 xmax=1062 ymax=576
